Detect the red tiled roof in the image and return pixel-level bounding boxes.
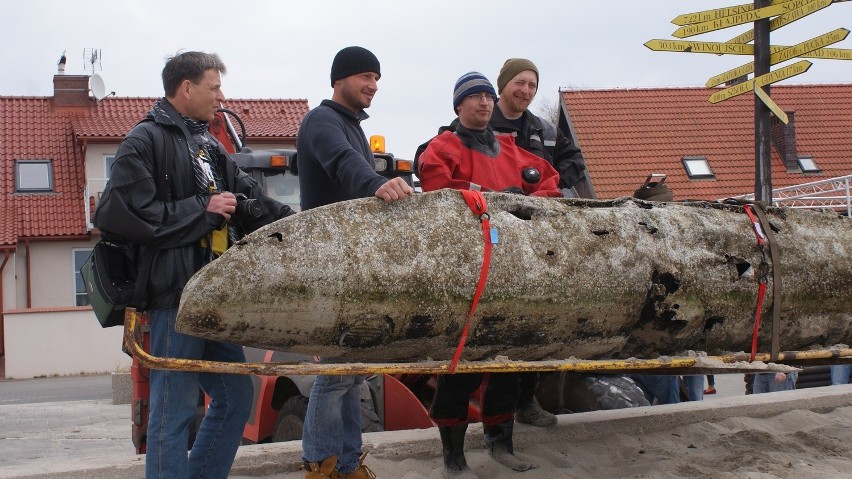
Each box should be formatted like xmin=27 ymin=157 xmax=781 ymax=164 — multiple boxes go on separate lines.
xmin=0 ymin=95 xmax=308 ymax=247
xmin=561 ymin=84 xmax=852 ymax=200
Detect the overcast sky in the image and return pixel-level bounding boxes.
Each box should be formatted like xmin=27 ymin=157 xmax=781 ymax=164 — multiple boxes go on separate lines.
xmin=2 ymin=0 xmax=850 ymax=159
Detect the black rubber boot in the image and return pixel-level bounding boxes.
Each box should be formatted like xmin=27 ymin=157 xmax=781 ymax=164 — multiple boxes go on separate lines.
xmin=483 ymin=420 xmax=537 ymax=472
xmin=438 ymin=424 xmax=476 ymax=478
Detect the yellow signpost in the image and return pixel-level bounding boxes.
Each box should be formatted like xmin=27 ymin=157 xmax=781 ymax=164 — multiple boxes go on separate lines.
xmin=672 ymin=0 xmax=813 ymax=38
xmin=671 ymin=0 xmax=808 ymax=26
xmin=644 ymin=38 xmax=852 ymax=61
xmin=724 ymin=0 xmax=832 ymax=45
xmin=753 ymin=83 xmax=790 ymax=124
xmin=705 ymin=28 xmax=849 ymax=87
xmin=708 ymin=60 xmax=812 ymax=104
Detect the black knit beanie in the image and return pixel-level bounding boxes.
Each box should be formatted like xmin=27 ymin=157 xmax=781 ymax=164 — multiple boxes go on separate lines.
xmin=330 ymin=46 xmax=381 ymax=86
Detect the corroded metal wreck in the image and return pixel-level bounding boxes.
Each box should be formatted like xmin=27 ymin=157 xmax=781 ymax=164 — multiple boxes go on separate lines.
xmin=176 ymin=189 xmax=852 ymax=363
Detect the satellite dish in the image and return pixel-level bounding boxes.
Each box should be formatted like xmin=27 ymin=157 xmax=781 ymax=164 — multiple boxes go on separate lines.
xmin=90 ymin=74 xmax=107 ymax=100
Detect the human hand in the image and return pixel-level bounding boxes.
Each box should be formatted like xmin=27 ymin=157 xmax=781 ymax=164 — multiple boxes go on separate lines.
xmin=375 ymin=177 xmax=414 ymax=202
xmin=206 ymin=192 xmax=237 ymax=221
xmin=773 ymin=372 xmax=787 ymax=383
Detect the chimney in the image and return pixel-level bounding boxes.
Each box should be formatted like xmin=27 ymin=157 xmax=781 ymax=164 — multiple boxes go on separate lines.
xmin=53 ymin=74 xmax=92 ymax=107
xmin=771 ymin=111 xmax=798 ymax=171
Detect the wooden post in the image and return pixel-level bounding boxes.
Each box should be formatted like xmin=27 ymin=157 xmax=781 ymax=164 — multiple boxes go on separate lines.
xmin=754 ymin=0 xmax=772 ymax=203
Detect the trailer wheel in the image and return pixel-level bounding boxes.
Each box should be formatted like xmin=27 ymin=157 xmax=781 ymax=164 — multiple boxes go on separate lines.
xmin=272 ymin=395 xmax=309 ymax=442
xmin=536 ymin=373 xmax=649 ymax=413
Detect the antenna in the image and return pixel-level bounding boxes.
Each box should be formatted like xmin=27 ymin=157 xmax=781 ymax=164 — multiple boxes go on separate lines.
xmin=83 ymin=48 xmax=102 ymax=73
xmin=90 ymin=74 xmax=107 ymax=100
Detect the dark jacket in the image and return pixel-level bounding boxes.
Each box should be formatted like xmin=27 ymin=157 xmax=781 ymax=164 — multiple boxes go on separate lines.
xmin=415 ymin=109 xmax=587 ymax=191
xmin=297 ymin=99 xmax=387 ymax=210
xmin=489 ymin=108 xmax=586 ymax=190
xmin=94 ymin=99 xmax=294 ymax=309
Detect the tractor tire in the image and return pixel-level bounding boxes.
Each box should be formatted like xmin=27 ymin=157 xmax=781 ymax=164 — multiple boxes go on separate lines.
xmin=272 ymin=395 xmax=309 ymax=442
xmin=536 ymin=373 xmax=649 ymax=414
xmin=270 ymin=391 xmax=383 ymax=443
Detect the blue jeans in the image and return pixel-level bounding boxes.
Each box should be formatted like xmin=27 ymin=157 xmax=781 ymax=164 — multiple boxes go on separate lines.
xmin=682 ymin=375 xmax=705 ymax=401
xmin=830 ymin=365 xmax=852 ymax=385
xmin=302 ymin=374 xmax=365 ymax=474
xmin=752 ymin=372 xmax=797 ymax=394
xmin=146 ymin=308 xmax=252 ymax=479
xmin=631 ymin=375 xmax=680 ymax=405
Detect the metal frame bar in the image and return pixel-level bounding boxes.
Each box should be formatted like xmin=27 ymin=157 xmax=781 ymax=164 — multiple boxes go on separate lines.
xmin=124 ymin=309 xmax=851 ymax=376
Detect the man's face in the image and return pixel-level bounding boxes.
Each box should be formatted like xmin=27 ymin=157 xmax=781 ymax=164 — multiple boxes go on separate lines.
xmin=499 ymin=70 xmax=538 ymax=116
xmin=185 ymin=69 xmax=224 ymax=122
xmin=457 ymin=92 xmax=495 ymax=130
xmin=336 ymin=72 xmax=380 ymax=112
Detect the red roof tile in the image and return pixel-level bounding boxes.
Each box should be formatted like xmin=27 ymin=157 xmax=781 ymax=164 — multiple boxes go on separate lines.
xmin=561 ymin=84 xmax=852 ymax=201
xmin=1 ymin=95 xmax=308 ymax=247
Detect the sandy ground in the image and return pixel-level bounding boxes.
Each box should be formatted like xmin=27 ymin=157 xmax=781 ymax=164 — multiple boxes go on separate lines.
xmin=2 ymin=381 xmax=851 ymax=479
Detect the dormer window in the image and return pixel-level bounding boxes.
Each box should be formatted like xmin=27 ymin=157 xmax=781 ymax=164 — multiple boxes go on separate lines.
xmin=797 ymin=156 xmax=821 ymax=174
xmin=682 ymin=156 xmax=715 ymax=180
xmin=15 ymin=159 xmax=54 ymax=192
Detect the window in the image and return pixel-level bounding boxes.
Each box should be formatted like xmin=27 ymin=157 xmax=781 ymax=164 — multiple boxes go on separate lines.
xmin=797 ymin=156 xmax=821 ymax=174
xmin=104 ymin=155 xmax=117 ymax=179
xmin=16 ymin=159 xmax=54 ymax=192
xmin=682 ymin=156 xmax=715 ymax=180
xmin=74 ymin=249 xmax=92 ymax=306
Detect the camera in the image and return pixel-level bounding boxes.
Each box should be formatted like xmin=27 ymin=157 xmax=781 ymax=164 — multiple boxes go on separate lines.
xmin=234 ymin=193 xmax=262 ymax=219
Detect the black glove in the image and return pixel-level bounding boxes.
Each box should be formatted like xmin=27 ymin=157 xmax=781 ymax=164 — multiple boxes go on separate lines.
xmin=500 ymin=186 xmax=525 ymax=195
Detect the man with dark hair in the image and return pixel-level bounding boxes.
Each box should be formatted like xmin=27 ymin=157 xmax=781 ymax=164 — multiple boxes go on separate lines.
xmin=95 ymin=51 xmax=295 ymax=479
xmin=298 ymin=46 xmax=413 ymax=479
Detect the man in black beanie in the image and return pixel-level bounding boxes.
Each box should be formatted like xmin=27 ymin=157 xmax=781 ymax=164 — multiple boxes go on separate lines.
xmin=298 ymin=46 xmax=412 ymax=479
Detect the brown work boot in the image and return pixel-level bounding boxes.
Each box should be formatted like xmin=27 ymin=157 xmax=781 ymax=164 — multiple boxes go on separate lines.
xmin=339 ymin=453 xmax=376 ymax=479
xmin=303 ymin=456 xmax=340 ymax=479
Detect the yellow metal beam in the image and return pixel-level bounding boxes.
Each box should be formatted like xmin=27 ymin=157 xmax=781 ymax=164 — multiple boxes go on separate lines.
xmin=123 ymin=309 xmax=850 ymax=376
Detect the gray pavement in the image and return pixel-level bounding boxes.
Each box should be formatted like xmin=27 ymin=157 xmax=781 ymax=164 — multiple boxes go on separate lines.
xmin=1 ymin=374 xmax=847 ymax=478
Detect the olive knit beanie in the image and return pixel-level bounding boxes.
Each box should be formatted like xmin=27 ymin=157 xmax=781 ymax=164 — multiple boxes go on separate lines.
xmin=497 ymin=58 xmax=539 ymax=94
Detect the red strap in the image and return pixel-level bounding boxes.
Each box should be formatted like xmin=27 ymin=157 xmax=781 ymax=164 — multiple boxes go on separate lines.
xmin=749 ymin=281 xmax=767 ymax=362
xmin=449 ymin=190 xmax=493 ymax=373
xmin=744 ymin=204 xmax=768 ymax=361
xmin=743 ymin=205 xmax=767 ymax=246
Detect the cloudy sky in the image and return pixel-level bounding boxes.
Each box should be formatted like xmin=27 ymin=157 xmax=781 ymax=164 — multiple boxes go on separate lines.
xmin=2 ymin=0 xmax=850 ymax=158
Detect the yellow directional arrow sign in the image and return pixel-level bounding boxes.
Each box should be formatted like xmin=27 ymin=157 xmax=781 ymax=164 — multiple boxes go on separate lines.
xmin=706 ymin=28 xmax=849 ymax=87
xmin=644 ymin=39 xmax=754 ymax=55
xmin=725 ymin=0 xmax=832 ymax=45
xmin=709 ymin=60 xmax=812 ymax=104
xmin=671 ymin=0 xmax=803 ymax=25
xmin=754 ymin=83 xmax=789 ymax=124
xmin=673 ymin=1 xmax=807 ymax=38
xmin=644 ymin=38 xmax=852 ymax=60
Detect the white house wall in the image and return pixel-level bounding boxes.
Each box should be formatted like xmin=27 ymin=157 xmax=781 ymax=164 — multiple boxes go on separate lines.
xmin=4 ymin=309 xmax=130 ymax=378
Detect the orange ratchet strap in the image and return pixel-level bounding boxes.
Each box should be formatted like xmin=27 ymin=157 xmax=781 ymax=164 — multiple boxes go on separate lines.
xmin=450 ymin=190 xmax=495 ymax=373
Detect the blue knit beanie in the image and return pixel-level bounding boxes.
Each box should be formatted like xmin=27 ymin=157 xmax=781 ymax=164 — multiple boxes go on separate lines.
xmin=452 ymin=71 xmax=496 ymax=113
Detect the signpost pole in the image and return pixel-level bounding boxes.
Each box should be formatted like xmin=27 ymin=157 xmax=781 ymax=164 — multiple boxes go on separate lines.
xmin=755 ymin=0 xmax=773 ymax=203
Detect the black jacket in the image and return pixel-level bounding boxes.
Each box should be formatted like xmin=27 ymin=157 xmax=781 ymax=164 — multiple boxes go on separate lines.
xmin=297 ymin=99 xmax=387 ymax=210
xmin=94 ymin=99 xmax=295 ymax=309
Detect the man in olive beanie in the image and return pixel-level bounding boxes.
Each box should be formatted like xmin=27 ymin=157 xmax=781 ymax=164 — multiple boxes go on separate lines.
xmin=497 ymin=58 xmax=539 ymax=94
xmin=330 ymin=46 xmax=381 ymax=87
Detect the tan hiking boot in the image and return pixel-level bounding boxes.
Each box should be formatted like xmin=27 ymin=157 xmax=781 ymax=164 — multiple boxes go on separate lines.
xmin=303 ymin=456 xmax=340 ymax=479
xmin=339 ymin=453 xmax=376 ymax=479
